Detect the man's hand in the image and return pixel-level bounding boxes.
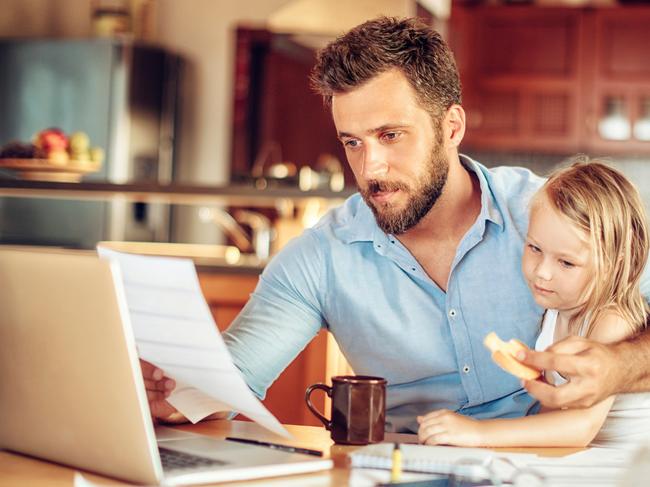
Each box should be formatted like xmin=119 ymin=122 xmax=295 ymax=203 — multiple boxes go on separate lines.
xmin=517 ymin=336 xmax=623 ymax=409
xmin=417 ymin=409 xmax=485 ymax=447
xmin=139 ymin=359 xmax=186 ymax=423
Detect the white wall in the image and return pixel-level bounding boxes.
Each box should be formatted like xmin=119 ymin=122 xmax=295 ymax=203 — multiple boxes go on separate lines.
xmin=0 ymin=0 xmax=91 ymax=38
xmin=154 ymin=1 xmax=289 ymax=242
xmin=153 ymin=0 xmax=289 ymax=186
xmin=0 ymin=0 xmax=289 ymax=243
xmin=1 ymin=0 xmax=287 ymax=185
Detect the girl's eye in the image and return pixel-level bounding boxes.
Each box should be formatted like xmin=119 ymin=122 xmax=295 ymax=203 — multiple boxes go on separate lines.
xmin=560 ymin=260 xmax=575 ymax=269
xmin=527 ymin=243 xmax=541 ymax=253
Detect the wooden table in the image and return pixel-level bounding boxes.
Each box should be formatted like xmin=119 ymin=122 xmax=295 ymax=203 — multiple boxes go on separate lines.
xmin=0 ymin=420 xmax=581 ymax=486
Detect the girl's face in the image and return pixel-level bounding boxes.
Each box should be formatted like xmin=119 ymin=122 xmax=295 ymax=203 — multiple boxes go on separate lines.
xmin=522 ymin=192 xmax=595 ymax=313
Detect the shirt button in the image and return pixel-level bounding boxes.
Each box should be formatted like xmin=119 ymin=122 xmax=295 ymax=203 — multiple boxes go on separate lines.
xmin=449 ymin=309 xmax=457 ymax=318
xmin=463 ymin=365 xmax=471 ymax=374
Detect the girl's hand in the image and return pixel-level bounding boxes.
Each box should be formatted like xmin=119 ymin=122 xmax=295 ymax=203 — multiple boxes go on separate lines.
xmin=417 ymin=409 xmax=484 ymax=447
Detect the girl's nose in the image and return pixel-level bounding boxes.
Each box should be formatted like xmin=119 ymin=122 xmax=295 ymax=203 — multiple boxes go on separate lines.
xmin=534 ymin=258 xmax=553 ymax=281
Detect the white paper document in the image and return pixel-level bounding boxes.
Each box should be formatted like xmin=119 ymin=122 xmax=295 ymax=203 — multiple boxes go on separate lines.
xmin=97 ymin=246 xmax=289 ymax=438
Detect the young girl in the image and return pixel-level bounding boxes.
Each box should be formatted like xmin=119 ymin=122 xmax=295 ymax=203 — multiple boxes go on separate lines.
xmin=418 ymin=159 xmax=650 ymax=448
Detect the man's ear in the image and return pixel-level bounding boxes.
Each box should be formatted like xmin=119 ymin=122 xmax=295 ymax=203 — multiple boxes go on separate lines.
xmin=444 ymin=104 xmax=466 ymax=149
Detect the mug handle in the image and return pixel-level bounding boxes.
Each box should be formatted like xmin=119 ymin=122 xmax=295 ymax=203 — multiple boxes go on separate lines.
xmin=305 ymin=383 xmax=332 ymax=430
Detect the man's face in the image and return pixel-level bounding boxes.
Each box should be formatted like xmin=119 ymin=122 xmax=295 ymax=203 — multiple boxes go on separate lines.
xmin=331 ymin=69 xmax=450 ymax=235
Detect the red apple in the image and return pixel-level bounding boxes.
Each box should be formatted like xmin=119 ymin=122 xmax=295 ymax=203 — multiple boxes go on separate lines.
xmin=34 ymin=128 xmax=68 ymax=152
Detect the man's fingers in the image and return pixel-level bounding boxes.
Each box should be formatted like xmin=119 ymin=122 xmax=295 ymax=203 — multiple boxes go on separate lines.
xmin=144 ymin=378 xmax=175 ymax=392
xmin=517 ymin=349 xmax=580 ymax=377
xmin=522 ymin=377 xmax=596 ymax=409
xmin=547 ymin=336 xmax=592 ymax=354
xmin=140 ymin=359 xmax=164 ymax=381
xmin=149 ymin=399 xmax=177 ymax=419
xmin=147 ymin=389 xmax=168 ymax=402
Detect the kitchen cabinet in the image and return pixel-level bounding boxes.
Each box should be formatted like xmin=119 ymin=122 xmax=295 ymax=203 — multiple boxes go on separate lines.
xmin=585 ymin=7 xmax=650 ymax=154
xmin=450 ymin=5 xmax=650 ymax=155
xmin=231 ymin=28 xmax=352 ymax=185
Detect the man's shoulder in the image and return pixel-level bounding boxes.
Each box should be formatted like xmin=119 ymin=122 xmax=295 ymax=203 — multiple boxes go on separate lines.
xmin=311 ymin=193 xmax=374 ymax=241
xmin=271 ymin=193 xmax=368 ymax=260
xmin=463 ymin=158 xmax=545 ymax=231
xmin=260 ymin=193 xmax=369 ymax=284
xmin=481 ymin=164 xmax=546 ymax=224
xmin=483 ymin=164 xmax=546 ymax=199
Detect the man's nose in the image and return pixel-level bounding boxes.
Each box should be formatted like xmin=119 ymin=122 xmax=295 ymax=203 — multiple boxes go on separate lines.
xmin=361 ymin=143 xmax=389 ymax=179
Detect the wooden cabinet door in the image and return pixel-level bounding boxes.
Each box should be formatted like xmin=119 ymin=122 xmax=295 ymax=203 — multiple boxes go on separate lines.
xmin=451 ymin=6 xmax=584 ymax=154
xmin=583 ymin=7 xmax=650 ymax=154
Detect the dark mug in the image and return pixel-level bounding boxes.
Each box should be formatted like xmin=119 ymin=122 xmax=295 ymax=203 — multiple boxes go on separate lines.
xmin=305 ymin=375 xmax=386 ymax=445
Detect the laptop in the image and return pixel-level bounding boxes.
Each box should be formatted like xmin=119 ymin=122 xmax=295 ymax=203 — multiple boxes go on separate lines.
xmin=0 ymin=249 xmax=333 ymax=485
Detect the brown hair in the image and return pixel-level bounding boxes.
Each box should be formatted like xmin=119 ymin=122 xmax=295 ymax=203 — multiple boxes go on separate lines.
xmin=310 ymin=16 xmax=462 ymax=120
xmin=535 ymin=157 xmax=649 ymax=336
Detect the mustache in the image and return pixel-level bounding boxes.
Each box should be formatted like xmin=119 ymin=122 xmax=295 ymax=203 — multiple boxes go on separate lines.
xmin=364 ymin=179 xmax=409 ymax=194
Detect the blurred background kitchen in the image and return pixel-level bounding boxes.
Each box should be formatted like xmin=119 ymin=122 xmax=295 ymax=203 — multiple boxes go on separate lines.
xmin=2 ymin=0 xmax=650 ymax=425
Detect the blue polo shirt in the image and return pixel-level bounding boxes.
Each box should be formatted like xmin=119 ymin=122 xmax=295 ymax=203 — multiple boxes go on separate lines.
xmin=223 ymin=156 xmax=650 ymax=433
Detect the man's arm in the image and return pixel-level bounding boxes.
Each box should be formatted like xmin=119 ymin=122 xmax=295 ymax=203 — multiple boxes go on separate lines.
xmin=519 ymin=329 xmax=650 ymax=409
xmin=141 ymin=230 xmax=326 ymax=422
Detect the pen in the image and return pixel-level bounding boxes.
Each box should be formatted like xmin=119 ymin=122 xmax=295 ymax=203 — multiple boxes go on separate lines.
xmin=391 ymin=442 xmax=402 ymax=482
xmin=225 ymin=436 xmax=324 ymax=457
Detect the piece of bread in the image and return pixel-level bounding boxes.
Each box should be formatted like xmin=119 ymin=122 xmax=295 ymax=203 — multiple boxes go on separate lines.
xmin=483 ymin=332 xmax=542 ymax=380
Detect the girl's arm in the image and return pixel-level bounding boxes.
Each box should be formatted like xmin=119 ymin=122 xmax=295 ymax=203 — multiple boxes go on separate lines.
xmin=418 ymin=397 xmax=613 ymax=447
xmin=418 ymin=312 xmax=632 ymax=447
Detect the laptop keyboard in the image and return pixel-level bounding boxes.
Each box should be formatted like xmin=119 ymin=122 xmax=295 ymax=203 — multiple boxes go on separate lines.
xmin=159 ymin=447 xmax=227 ymax=471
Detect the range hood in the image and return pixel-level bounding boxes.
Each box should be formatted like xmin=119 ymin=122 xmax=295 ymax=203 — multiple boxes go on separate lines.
xmin=267 ymin=0 xmax=450 ymax=36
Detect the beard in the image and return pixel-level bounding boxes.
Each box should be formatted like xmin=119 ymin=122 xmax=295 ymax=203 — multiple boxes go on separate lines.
xmin=359 ymin=145 xmax=449 ymax=235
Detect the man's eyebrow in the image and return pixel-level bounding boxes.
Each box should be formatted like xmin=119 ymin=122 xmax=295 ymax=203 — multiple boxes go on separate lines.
xmin=337 ymin=124 xmax=409 ymax=139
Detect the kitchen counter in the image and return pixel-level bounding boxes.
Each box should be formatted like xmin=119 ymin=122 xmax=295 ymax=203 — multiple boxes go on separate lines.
xmin=0 ymin=179 xmax=355 ymax=207
xmin=0 ymin=243 xmax=265 ymax=274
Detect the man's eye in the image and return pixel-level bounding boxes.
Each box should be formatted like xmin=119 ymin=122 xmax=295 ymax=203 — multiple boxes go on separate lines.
xmin=343 ymin=139 xmax=360 ymax=149
xmin=382 ymin=132 xmax=401 ymax=142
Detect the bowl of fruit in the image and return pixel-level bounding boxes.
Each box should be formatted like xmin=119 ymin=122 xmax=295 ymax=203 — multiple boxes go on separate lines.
xmin=0 ymin=128 xmax=104 ymax=182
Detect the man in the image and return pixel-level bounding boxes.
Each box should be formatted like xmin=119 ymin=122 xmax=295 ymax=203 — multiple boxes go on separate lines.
xmin=520 ymin=332 xmax=650 ymax=409
xmin=144 ymin=17 xmax=650 ymax=432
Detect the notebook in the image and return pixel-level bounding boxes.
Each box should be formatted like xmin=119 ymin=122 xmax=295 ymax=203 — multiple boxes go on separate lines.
xmin=0 ymin=249 xmax=332 ymax=485
xmin=349 ymin=442 xmax=523 ymax=480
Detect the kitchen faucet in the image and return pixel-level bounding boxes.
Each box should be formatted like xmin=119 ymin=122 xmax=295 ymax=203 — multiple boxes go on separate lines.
xmin=198 ymin=207 xmax=273 ymax=261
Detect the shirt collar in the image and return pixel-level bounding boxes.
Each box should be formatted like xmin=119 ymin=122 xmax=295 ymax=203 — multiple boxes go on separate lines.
xmin=334 ymin=154 xmax=505 ymax=244
xmin=460 ymin=154 xmax=505 ymax=232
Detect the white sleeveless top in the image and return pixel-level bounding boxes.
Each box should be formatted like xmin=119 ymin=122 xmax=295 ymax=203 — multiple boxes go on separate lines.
xmin=535 ymin=310 xmax=650 ymax=449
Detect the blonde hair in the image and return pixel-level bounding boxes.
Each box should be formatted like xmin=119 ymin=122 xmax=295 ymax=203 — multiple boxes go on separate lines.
xmin=534 ymin=157 xmax=649 ymax=337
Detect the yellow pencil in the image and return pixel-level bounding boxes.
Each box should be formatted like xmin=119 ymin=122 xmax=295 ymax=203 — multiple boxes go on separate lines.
xmin=391 ymin=443 xmax=402 ymax=482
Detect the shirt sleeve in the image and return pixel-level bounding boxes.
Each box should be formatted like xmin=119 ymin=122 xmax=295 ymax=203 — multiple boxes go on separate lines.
xmin=222 ymin=229 xmax=326 ymax=399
